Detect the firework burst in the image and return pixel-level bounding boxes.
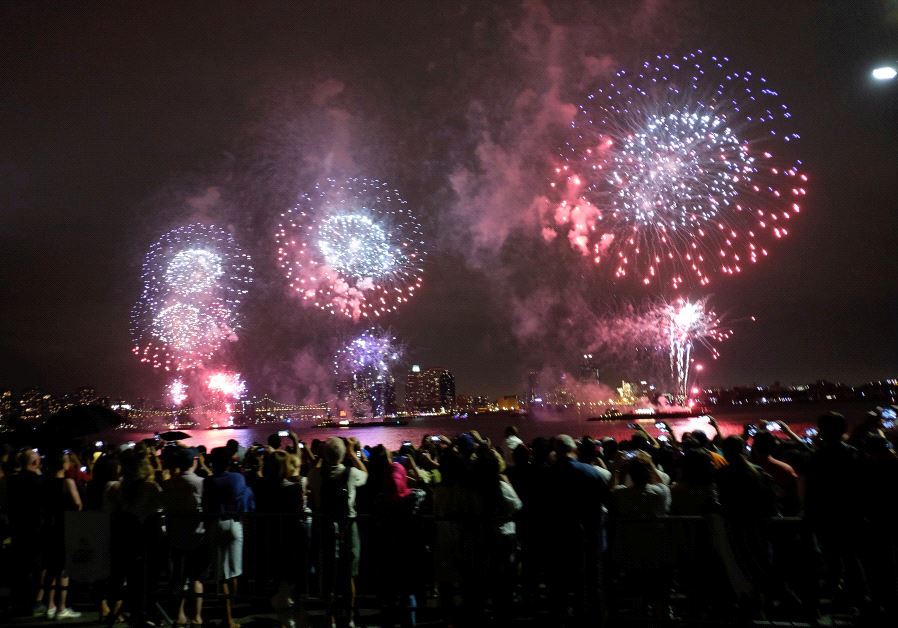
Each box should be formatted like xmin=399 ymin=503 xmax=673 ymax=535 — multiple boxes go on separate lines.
xmin=131 ymin=224 xmax=253 ymax=371
xmin=168 ymin=378 xmax=188 ymax=406
xmin=657 ymin=297 xmax=730 ymax=400
xmin=546 ymin=50 xmax=807 ymax=289
xmin=275 ymin=178 xmax=426 ymax=320
xmin=206 ymin=371 xmax=247 ymax=400
xmin=333 ymin=328 xmax=402 ymax=380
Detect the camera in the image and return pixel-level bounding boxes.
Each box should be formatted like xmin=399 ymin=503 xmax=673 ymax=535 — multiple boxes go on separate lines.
xmin=277 ymin=430 xmax=289 ymax=437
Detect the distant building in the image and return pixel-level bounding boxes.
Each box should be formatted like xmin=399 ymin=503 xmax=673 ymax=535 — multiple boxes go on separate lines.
xmin=369 ymin=380 xmax=397 ymax=417
xmin=405 ymin=365 xmax=426 ymax=413
xmin=424 ymin=368 xmax=455 ymax=412
xmin=20 ymin=387 xmax=44 ymax=421
xmin=0 ymin=390 xmax=13 ymax=417
xmin=578 ymin=354 xmax=601 ymax=385
xmin=338 ymin=369 xmax=397 ymax=418
xmin=77 ymin=386 xmax=96 ymax=405
xmin=498 ymin=395 xmax=521 ymax=411
xmin=527 ymin=371 xmax=539 ymax=402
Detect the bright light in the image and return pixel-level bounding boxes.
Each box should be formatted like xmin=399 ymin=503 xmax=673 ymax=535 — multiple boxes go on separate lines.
xmin=872 ymin=66 xmax=897 ymax=81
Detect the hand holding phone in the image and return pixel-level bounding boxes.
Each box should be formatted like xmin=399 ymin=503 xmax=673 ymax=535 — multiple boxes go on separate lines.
xmin=277 ymin=430 xmax=289 ymax=437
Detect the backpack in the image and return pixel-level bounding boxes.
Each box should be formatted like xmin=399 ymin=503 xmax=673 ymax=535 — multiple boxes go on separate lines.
xmin=320 ymin=466 xmax=352 ymax=523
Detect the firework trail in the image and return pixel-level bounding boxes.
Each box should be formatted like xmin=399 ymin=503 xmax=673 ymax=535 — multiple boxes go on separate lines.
xmin=546 ymin=50 xmax=807 ymax=289
xmin=657 ymin=297 xmax=730 ymax=400
xmin=275 ymin=178 xmax=426 ymax=320
xmin=131 ymin=224 xmax=253 ymax=371
xmin=585 ymin=297 xmax=730 ymax=398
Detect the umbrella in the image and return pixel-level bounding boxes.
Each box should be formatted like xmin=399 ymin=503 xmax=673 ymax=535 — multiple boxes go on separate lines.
xmin=157 ymin=430 xmax=191 ymax=441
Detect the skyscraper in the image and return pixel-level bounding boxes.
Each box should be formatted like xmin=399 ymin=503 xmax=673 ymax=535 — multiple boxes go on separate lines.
xmin=405 ymin=365 xmax=426 ymax=413
xmin=578 ymin=354 xmax=601 ymax=385
xmin=424 ymin=368 xmax=455 ymax=412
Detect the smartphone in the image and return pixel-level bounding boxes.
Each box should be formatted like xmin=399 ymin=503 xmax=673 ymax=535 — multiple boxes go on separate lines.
xmin=80 ymin=465 xmax=87 ymax=473
xmin=804 ymin=427 xmax=818 ymax=438
xmin=746 ymin=424 xmax=758 ymax=437
xmin=430 ymin=436 xmax=441 ymax=442
xmin=657 ymin=434 xmax=670 ymax=442
xmin=883 ymin=420 xmax=896 ymax=429
xmin=766 ymin=422 xmax=781 ymax=432
xmin=655 ymin=422 xmax=668 ymax=431
xmin=623 ymin=450 xmax=638 ymax=459
xmin=278 ymin=430 xmax=289 ymax=437
xmin=626 ymin=423 xmax=638 ymax=429
xmin=881 ymin=408 xmax=897 ymax=420
xmin=298 ymin=442 xmax=305 ymax=449
xmin=95 ymin=440 xmax=104 ymax=448
xmin=402 ymin=440 xmax=412 ymax=447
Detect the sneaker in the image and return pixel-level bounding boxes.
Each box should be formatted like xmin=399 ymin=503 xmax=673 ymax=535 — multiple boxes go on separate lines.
xmin=32 ymin=603 xmax=48 ymax=617
xmin=46 ymin=607 xmax=57 ymax=620
xmin=56 ymin=608 xmax=82 ymax=619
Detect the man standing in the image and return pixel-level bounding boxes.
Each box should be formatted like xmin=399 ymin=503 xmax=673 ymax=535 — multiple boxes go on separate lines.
xmin=545 ymin=435 xmax=609 ymax=625
xmin=308 ymin=437 xmax=367 ymax=628
xmin=8 ymin=449 xmax=45 ymax=617
xmin=162 ymin=447 xmax=207 ymax=628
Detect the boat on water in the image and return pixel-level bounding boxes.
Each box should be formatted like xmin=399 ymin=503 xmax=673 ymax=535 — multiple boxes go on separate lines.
xmin=315 ymin=418 xmax=409 ymax=428
xmin=586 ymin=408 xmax=702 ymax=422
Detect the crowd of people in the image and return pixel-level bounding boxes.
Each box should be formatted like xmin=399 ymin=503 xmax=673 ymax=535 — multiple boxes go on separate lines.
xmin=1 ymin=410 xmax=896 ymax=627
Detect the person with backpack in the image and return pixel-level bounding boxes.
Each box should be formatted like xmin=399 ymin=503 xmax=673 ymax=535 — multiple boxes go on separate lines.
xmin=308 ymin=437 xmax=367 ymax=628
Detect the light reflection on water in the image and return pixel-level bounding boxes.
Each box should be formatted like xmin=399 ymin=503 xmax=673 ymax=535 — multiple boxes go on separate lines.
xmin=106 ymin=402 xmax=868 ymax=451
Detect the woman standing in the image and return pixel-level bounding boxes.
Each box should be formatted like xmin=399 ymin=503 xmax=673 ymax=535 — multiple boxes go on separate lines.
xmin=41 ymin=451 xmax=83 ymax=619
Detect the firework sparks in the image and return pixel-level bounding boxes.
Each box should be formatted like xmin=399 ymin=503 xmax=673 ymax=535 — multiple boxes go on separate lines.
xmin=275 ymin=177 xmax=426 ymax=320
xmin=131 ymin=224 xmax=253 ymax=371
xmin=546 ymin=50 xmax=807 ymax=288
xmin=206 ymin=371 xmax=246 ymax=400
xmin=333 ymin=328 xmax=402 ymax=380
xmin=168 ymin=378 xmax=188 ymax=406
xmin=660 ymin=297 xmax=730 ymax=400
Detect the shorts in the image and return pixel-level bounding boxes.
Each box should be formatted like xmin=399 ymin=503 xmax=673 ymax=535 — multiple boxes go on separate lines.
xmin=210 ymin=519 xmax=243 ymax=580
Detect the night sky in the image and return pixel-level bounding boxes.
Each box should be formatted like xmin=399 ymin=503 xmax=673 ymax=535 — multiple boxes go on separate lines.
xmin=2 ymin=1 xmax=896 ymax=402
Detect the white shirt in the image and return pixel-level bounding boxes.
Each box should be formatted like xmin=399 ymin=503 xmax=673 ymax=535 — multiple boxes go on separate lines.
xmin=308 ymin=463 xmax=367 ymax=519
xmin=504 ymin=435 xmax=524 ymax=464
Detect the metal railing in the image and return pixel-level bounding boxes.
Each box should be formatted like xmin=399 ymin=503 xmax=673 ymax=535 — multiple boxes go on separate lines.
xmin=41 ymin=510 xmax=857 ymax=626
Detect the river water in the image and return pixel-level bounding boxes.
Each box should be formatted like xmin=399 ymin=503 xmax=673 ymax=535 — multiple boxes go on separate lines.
xmin=111 ymin=400 xmax=876 ymax=451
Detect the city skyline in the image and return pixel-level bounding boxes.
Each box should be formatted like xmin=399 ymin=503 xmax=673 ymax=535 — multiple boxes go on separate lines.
xmin=1 ymin=2 xmax=896 ymax=401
